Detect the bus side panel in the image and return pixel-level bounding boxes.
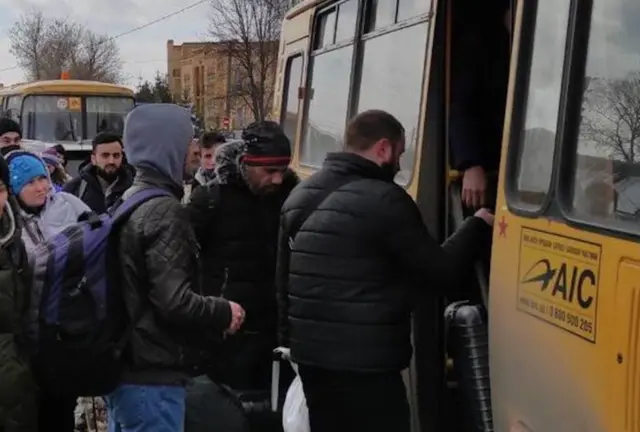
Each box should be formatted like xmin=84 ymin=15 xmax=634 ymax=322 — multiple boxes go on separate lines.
xmin=489 ymin=2 xmax=612 ymax=431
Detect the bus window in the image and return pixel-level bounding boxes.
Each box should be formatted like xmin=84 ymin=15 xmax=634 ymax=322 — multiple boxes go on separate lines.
xmin=280 ymin=55 xmax=304 ymax=145
xmin=301 ymin=6 xmax=355 ymax=167
xmin=397 ymin=0 xmax=430 ymax=22
xmin=23 ymin=96 xmax=82 ymax=142
xmin=509 ymin=0 xmax=571 ymax=211
xmin=367 ymin=0 xmax=396 ymax=31
xmin=356 ymin=7 xmax=429 ymax=184
xmin=6 ymin=96 xmax=21 ymax=123
xmin=568 ymin=0 xmax=640 ymax=227
xmin=336 ymin=0 xmax=358 ymax=42
xmin=85 ymin=96 xmax=134 ymax=139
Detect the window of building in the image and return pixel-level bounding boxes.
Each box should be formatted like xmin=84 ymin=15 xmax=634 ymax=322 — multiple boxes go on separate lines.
xmin=356 ymin=21 xmax=429 ymax=184
xmin=565 ymin=0 xmax=640 ymax=229
xmin=280 ymin=55 xmax=304 ymax=145
xmin=509 ymin=0 xmax=571 ymax=211
xmin=301 ymin=46 xmax=354 ymax=167
xmin=172 ymin=68 xmax=181 ymax=78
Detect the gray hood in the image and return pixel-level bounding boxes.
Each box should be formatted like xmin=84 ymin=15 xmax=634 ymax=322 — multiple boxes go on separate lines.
xmin=123 ymin=104 xmax=193 ymax=187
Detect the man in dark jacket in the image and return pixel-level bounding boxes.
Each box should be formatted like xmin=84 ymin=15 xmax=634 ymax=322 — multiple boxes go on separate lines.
xmin=0 ymin=155 xmax=38 ymax=431
xmin=450 ymin=0 xmax=511 ymax=209
xmin=187 ymin=121 xmax=298 ymax=391
xmin=277 ymin=110 xmax=494 ymax=432
xmin=106 ymin=104 xmax=245 ymax=431
xmin=63 ymin=132 xmax=134 ymax=213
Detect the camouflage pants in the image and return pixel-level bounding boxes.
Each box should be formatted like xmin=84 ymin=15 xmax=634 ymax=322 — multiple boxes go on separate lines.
xmin=74 ymin=397 xmax=107 ymax=432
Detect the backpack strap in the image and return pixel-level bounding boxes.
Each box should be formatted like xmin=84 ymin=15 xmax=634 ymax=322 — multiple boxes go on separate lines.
xmin=112 ymin=188 xmax=172 ymax=224
xmin=77 ymin=179 xmax=88 ymax=200
xmin=286 ymin=176 xmax=357 ymax=249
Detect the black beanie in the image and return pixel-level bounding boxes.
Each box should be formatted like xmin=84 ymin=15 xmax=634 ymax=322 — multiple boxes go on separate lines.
xmin=241 ymin=121 xmax=291 ymax=167
xmin=0 ymin=118 xmax=22 ymax=139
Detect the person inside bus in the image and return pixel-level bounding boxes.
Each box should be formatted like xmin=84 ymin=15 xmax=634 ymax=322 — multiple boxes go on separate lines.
xmin=63 ymin=132 xmax=135 ymax=214
xmin=277 ymin=110 xmax=494 ymax=432
xmin=450 ymin=0 xmax=511 ymax=210
xmin=0 ymin=118 xmax=23 ymax=156
xmin=0 ymin=154 xmax=39 ymax=432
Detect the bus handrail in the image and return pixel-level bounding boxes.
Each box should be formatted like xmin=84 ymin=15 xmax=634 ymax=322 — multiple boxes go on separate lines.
xmin=449 ymin=183 xmax=489 ymax=309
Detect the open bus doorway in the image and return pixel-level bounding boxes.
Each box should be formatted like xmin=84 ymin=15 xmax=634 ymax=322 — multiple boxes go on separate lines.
xmin=440 ymin=0 xmax=514 ymax=431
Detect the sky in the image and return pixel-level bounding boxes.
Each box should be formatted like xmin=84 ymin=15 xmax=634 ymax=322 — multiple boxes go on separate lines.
xmin=0 ymin=0 xmax=212 ymax=90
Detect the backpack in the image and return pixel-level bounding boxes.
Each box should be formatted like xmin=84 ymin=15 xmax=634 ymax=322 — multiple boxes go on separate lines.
xmin=26 ymin=187 xmax=172 ymax=398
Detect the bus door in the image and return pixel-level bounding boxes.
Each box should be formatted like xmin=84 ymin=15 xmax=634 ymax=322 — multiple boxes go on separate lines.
xmin=491 ymin=0 xmax=640 ymax=431
xmin=274 ymin=8 xmax=308 ymax=154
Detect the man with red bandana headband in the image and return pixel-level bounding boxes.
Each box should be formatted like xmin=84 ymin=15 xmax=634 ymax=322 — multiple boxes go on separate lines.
xmin=187 ymin=121 xmax=299 ymax=393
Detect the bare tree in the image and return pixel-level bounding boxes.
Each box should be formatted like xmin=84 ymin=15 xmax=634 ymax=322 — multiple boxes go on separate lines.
xmin=208 ymin=0 xmax=286 ymax=121
xmin=9 ymin=10 xmax=122 ymax=83
xmin=8 ymin=9 xmax=46 ymax=80
xmin=581 ymin=72 xmax=640 ymax=162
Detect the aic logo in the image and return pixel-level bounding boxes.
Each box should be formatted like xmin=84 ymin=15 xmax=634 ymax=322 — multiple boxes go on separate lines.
xmin=521 ymin=258 xmax=596 ymax=310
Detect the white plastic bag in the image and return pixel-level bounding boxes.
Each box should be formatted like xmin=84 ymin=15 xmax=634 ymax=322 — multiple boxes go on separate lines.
xmin=282 ymin=363 xmax=310 ymax=432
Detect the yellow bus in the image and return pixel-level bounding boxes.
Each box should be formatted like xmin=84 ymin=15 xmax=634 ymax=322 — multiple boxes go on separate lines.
xmin=0 ymin=78 xmax=135 ymax=175
xmin=274 ymin=0 xmax=639 ymax=431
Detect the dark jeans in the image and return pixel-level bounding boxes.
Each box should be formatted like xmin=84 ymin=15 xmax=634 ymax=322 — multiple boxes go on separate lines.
xmin=298 ymin=365 xmax=410 ymax=432
xmin=215 ymin=332 xmax=274 ymax=391
xmin=38 ymin=391 xmax=76 ymax=432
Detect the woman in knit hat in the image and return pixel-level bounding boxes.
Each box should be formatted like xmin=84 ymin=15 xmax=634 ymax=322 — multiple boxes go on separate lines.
xmin=5 ymin=150 xmax=90 ymax=254
xmin=0 ymin=154 xmax=39 ymax=431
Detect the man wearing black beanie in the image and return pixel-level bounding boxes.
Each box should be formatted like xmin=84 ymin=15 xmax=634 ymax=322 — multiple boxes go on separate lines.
xmin=0 ymin=118 xmax=23 ymax=156
xmin=188 ymin=121 xmax=298 ymax=394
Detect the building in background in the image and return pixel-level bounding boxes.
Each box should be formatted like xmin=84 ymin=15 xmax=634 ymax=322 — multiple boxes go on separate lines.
xmin=167 ymin=39 xmax=276 ymax=132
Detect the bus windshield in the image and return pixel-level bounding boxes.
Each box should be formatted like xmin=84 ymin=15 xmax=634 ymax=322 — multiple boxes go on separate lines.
xmin=85 ymin=96 xmax=133 ymax=139
xmin=22 ymin=95 xmax=134 ymax=142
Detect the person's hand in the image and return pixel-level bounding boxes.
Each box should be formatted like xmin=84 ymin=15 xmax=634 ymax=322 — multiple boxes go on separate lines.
xmin=227 ymin=301 xmax=245 ymax=334
xmin=474 ymin=208 xmax=494 ymax=227
xmin=462 ymin=166 xmax=487 ymax=209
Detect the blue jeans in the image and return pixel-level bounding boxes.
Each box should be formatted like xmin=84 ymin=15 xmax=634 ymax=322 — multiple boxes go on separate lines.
xmin=106 ymin=384 xmax=186 ymax=432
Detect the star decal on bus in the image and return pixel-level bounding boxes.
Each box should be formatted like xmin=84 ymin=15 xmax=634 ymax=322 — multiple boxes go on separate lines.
xmin=498 ymin=215 xmax=508 ymax=238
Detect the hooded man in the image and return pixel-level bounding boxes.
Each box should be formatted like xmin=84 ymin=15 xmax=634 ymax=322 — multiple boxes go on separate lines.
xmin=63 ymin=132 xmax=135 ymax=213
xmin=187 ymin=120 xmax=299 ymax=391
xmin=106 ymin=103 xmax=245 ymax=432
xmin=0 ymin=118 xmax=23 ymax=156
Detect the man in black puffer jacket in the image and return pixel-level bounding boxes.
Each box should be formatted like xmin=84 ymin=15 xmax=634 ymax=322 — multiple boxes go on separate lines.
xmin=188 ymin=121 xmax=298 ymax=391
xmin=106 ymin=104 xmax=245 ymax=432
xmin=277 ymin=110 xmax=494 ymax=432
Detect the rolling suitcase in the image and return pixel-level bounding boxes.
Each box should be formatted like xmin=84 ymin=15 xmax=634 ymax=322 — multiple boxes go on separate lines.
xmin=445 ymin=300 xmax=493 ymax=432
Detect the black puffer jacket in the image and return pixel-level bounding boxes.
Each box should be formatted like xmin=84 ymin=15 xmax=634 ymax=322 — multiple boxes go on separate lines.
xmin=63 ymin=159 xmax=135 ymax=214
xmin=0 ymin=201 xmax=38 ymax=431
xmin=277 ymin=153 xmax=492 ymax=372
xmin=117 ymin=168 xmax=232 ymax=384
xmin=188 ymin=141 xmax=298 ymax=335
